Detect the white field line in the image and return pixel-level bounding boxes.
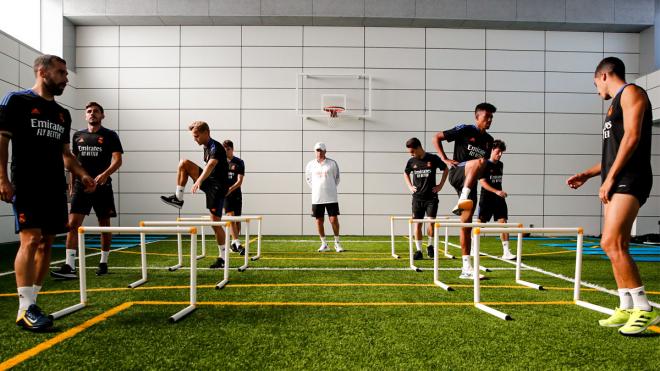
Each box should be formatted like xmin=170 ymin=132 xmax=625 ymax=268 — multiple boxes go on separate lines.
xmin=73 ymin=266 xmax=522 ymax=272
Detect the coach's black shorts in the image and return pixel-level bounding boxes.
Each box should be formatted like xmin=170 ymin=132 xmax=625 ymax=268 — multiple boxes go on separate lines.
xmin=311 ymin=203 xmax=340 ymax=218
xmin=70 ymin=182 xmax=117 ymax=218
xmin=610 ymin=174 xmax=652 ymax=207
xmin=224 ymin=197 xmax=242 ymax=216
xmin=478 ymin=197 xmax=508 ymax=222
xmin=412 ymin=198 xmax=438 ymax=220
xmin=12 ymin=189 xmax=68 ymax=235
xmin=448 ymin=167 xmax=477 ymax=203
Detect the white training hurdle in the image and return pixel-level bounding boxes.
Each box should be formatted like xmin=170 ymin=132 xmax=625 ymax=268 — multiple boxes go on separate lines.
xmin=50 ymin=226 xmax=199 ymax=322
xmin=430 ymin=222 xmax=522 ymax=291
xmin=389 ymin=216 xmax=464 ymax=259
xmin=157 ymin=215 xmax=263 ymax=272
xmin=472 ymin=227 xmax=584 ymax=320
xmin=140 ymin=220 xmax=234 ymax=289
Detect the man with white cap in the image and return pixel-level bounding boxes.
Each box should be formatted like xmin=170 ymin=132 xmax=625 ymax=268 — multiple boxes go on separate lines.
xmin=305 ymin=142 xmax=343 ymax=252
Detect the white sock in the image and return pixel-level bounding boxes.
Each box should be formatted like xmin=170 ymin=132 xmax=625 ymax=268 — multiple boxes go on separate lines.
xmin=617 ymin=288 xmax=633 ymax=310
xmin=32 ymin=285 xmax=42 ymax=303
xmin=629 ymin=286 xmax=652 ymax=311
xmin=175 ymin=185 xmax=185 ymax=200
xmin=232 ymin=239 xmax=240 ymax=246
xmin=334 ymin=235 xmax=340 ymax=243
xmin=17 ymin=286 xmax=34 ymax=318
xmin=320 ymin=236 xmax=327 ymax=246
xmin=428 ymin=236 xmax=433 ymax=246
xmin=415 ymin=240 xmax=422 ymax=251
xmin=502 ymin=241 xmax=510 ymax=254
xmin=100 ymin=250 xmax=109 ymax=264
xmin=460 ymin=187 xmax=471 ymax=200
xmin=66 ymin=249 xmax=77 ymax=269
xmin=218 ymin=245 xmax=225 ymax=259
xmin=462 ymin=255 xmax=471 ymax=270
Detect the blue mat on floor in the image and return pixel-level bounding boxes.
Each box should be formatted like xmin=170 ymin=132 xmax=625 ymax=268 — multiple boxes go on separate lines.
xmin=52 ymin=234 xmax=169 ymax=250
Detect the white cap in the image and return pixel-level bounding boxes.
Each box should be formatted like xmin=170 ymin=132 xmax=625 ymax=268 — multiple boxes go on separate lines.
xmin=314 ymin=142 xmax=326 ymax=151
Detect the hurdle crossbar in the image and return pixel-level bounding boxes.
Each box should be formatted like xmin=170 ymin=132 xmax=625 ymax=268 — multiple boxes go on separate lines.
xmin=404 ymin=218 xmax=464 ymax=273
xmin=50 ymin=226 xmax=197 ymax=322
xmin=389 ymin=216 xmax=458 ymax=260
xmin=141 ymin=220 xmax=235 ymax=289
xmin=472 ymin=227 xmax=589 ymax=321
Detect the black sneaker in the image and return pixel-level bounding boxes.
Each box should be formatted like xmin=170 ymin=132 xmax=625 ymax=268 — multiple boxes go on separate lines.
xmin=210 ymin=257 xmax=225 ymax=269
xmin=160 ymin=194 xmax=184 ymax=209
xmin=96 ymin=262 xmax=108 ymax=276
xmin=16 ymin=304 xmax=53 ymax=332
xmin=238 ymin=245 xmax=246 ymax=256
xmin=413 ymin=250 xmax=423 ymax=260
xmin=50 ymin=264 xmax=77 ymax=279
xmin=427 ymin=245 xmax=434 ymax=259
xmin=229 ymin=242 xmax=239 ymax=253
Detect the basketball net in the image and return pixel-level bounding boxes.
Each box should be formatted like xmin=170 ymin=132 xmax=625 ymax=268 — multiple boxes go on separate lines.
xmin=323 ymin=106 xmax=344 ymax=128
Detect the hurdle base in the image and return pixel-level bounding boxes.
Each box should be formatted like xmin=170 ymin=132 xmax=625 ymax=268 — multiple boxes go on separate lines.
xmin=168 ymin=264 xmax=182 ymax=272
xmin=250 ymin=255 xmax=261 ymax=261
xmin=433 ymin=280 xmax=453 ymax=292
xmin=215 ymin=279 xmax=229 ymax=289
xmin=410 ymin=265 xmax=422 ymax=272
xmin=576 ymin=300 xmax=613 ymax=315
xmin=476 ymin=303 xmax=511 ymax=321
xmin=478 ymin=265 xmax=490 ymax=273
xmin=238 ymin=264 xmax=248 ymax=272
xmin=128 ymin=278 xmax=147 ymax=288
xmin=169 ymin=305 xmax=196 ymax=323
xmin=443 ymin=253 xmax=455 ymax=259
xmin=50 ymin=302 xmax=86 ymax=320
xmin=392 ymin=254 xmax=400 ymax=259
xmin=195 ymin=254 xmax=205 ymax=260
xmin=516 ymin=279 xmax=543 ymax=291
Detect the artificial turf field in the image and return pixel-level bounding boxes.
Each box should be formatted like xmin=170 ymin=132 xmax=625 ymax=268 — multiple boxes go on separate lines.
xmin=0 ymin=234 xmax=658 ymax=370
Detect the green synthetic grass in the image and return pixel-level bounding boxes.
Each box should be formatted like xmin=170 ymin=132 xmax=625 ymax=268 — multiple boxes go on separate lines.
xmin=0 ymin=235 xmax=658 ymax=370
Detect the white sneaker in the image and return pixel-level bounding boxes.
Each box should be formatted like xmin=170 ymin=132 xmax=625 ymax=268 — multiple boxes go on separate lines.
xmin=459 ymin=269 xmax=485 ymax=280
xmin=334 ymin=243 xmax=344 ymax=252
xmin=318 ymin=244 xmax=330 ymax=252
xmin=501 ymin=251 xmax=517 ymax=260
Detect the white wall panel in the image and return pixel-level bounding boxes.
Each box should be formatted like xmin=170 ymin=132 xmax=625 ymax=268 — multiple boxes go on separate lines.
xmin=544 ymin=175 xmax=599 ymax=196
xmin=368 ymin=69 xmax=425 ymax=90
xmin=120 ymin=172 xmax=174 ymax=192
xmin=121 ymin=151 xmax=179 ymax=172
xmin=76 ymin=26 xmax=119 ymax=46
xmin=426 ymin=28 xmax=485 ymax=49
xmin=242 ymin=26 xmax=302 ymax=46
xmin=425 ymin=111 xmax=475 ymax=132
xmin=243 ymin=89 xmax=295 ymax=110
xmin=545 ymin=154 xmax=601 ymax=174
xmin=546 ymin=52 xmax=603 ymax=73
xmin=427 ymin=70 xmax=485 ymax=91
xmin=242 ymin=68 xmax=299 ymax=88
xmin=242 ymin=173 xmax=302 ymax=193
xmin=179 ymin=130 xmax=240 ymax=151
xmin=365 ymin=48 xmax=424 ymax=69
xmin=179 ymin=109 xmax=240 ymax=130
xmin=546 ymin=93 xmax=602 ymax=113
xmin=119 ymin=89 xmax=178 ymax=109
xmin=181 ymin=47 xmax=241 ymax=67
xmin=242 ymin=110 xmax=302 ymax=131
xmin=427 ymin=49 xmax=485 ymax=70
xmin=427 ymin=90 xmax=485 ymax=111
xmin=545 ymin=113 xmax=602 ymax=134
xmin=0 ymin=32 xmax=19 ymax=58
xmin=180 ymin=89 xmax=240 ymax=109
xmin=364 ymin=131 xmax=423 ymax=152
xmin=546 ymin=32 xmax=603 ymax=52
xmin=365 ymin=173 xmax=412 ymax=194
xmin=488 ymin=112 xmax=544 ymax=133
xmin=373 ymin=90 xmax=425 ymax=110
xmin=302 ymin=130 xmax=363 ymax=152
xmin=181 ymin=26 xmax=241 ymax=46
xmin=121 ymin=130 xmax=178 ymax=151
xmin=487 ymin=71 xmax=543 ymax=92
xmin=180 ymin=68 xmax=240 ymax=88
xmin=242 ymin=131 xmax=302 ymax=151
xmin=120 ymin=26 xmax=179 ymax=46
xmin=495 ymin=133 xmax=544 ymax=154
xmin=604 ymin=33 xmax=639 ymax=53
xmin=365 ymin=27 xmax=424 ymax=48
xmin=304 ymin=27 xmax=364 ymax=47
xmin=120 ymin=47 xmax=179 ymax=67
xmin=543 ymin=216 xmax=601 ymax=235
xmin=0 ymin=53 xmax=19 ymax=85
xmin=243 ymin=47 xmax=302 ymax=67
xmin=544 ymin=196 xmax=601 ymax=215
xmin=486 ymin=30 xmax=544 ymax=51
xmin=243 ymin=194 xmax=302 ymax=214
xmin=545 ymin=72 xmax=594 ymax=93
xmin=487 ymin=50 xmax=544 ymax=71
xmin=486 ymin=92 xmax=544 ymax=112
xmin=364 ymin=152 xmax=416 ymax=173
xmin=76 ymin=47 xmax=119 ymax=67
xmin=78 ymin=88 xmax=119 ymax=110
xmin=366 ymin=110 xmax=425 ymax=132
xmin=75 ymin=68 xmax=119 ymax=89
xmin=545 ymin=134 xmax=601 ymax=155
xmin=120 ymin=68 xmax=179 ymax=88
xmin=304 ymin=47 xmax=364 ymax=68
xmin=241 ymin=152 xmax=302 ymax=173
xmin=119 ymin=109 xmax=179 ymax=130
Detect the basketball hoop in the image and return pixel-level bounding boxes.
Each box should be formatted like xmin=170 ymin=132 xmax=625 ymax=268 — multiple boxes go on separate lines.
xmin=324 ymin=106 xmax=345 ymax=118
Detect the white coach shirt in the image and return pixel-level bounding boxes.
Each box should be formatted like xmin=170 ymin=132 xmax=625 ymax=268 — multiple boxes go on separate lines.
xmin=305 ymin=158 xmax=340 ymax=204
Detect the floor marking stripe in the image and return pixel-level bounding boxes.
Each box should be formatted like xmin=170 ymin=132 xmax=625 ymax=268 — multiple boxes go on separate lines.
xmin=0 ymin=302 xmax=133 ymax=370
xmin=131 ymin=300 xmax=575 ymax=307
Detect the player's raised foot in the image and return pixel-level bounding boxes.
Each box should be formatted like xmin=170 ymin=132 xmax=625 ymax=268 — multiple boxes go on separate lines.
xmin=160 ymin=194 xmax=183 ymax=209
xmin=413 ymin=250 xmax=423 ymax=260
xmin=451 ymin=198 xmax=473 ymax=216
xmin=598 ymin=308 xmax=632 ymax=327
xmin=318 ymin=244 xmax=330 ymax=252
xmin=16 ymin=304 xmax=53 ymax=332
xmin=427 ymin=245 xmax=434 ymax=259
xmin=618 ymin=309 xmax=660 ymax=336
xmin=50 ymin=264 xmax=77 ymax=280
xmin=459 ymin=269 xmax=485 ymax=280
xmin=96 ymin=262 xmax=108 ymax=276
xmin=209 ymin=257 xmax=225 ymax=269
xmin=501 ymin=251 xmax=517 ymax=261
xmin=334 ymin=243 xmax=344 ymax=253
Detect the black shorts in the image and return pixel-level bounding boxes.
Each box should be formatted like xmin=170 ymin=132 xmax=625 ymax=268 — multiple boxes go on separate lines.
xmin=196 ymin=166 xmax=226 ymax=217
xmin=12 ymin=189 xmax=68 ymax=235
xmin=611 ymin=175 xmax=652 ymax=207
xmin=311 ymin=203 xmax=340 ymax=218
xmin=70 ymin=183 xmax=117 ymax=218
xmin=448 ymin=167 xmax=477 ymax=203
xmin=224 ymin=197 xmax=242 ymax=216
xmin=412 ymin=198 xmax=438 ymax=220
xmin=478 ymin=196 xmax=508 ymax=222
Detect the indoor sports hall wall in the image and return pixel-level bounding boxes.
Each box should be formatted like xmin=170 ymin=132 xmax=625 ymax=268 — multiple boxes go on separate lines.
xmin=0 ymin=26 xmax=658 ymax=240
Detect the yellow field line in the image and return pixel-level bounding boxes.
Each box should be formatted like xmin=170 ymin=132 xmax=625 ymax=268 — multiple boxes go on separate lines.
xmin=260 ymin=257 xmax=397 ymax=261
xmin=0 ymin=302 xmax=133 ymax=370
xmin=132 ymin=300 xmax=575 ymax=307
xmin=522 ymin=251 xmax=575 ymax=256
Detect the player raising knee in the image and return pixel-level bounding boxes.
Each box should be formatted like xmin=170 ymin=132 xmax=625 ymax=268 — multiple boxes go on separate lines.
xmin=477 ymin=140 xmax=514 ymax=260
xmin=403 ymin=137 xmax=447 ymax=260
